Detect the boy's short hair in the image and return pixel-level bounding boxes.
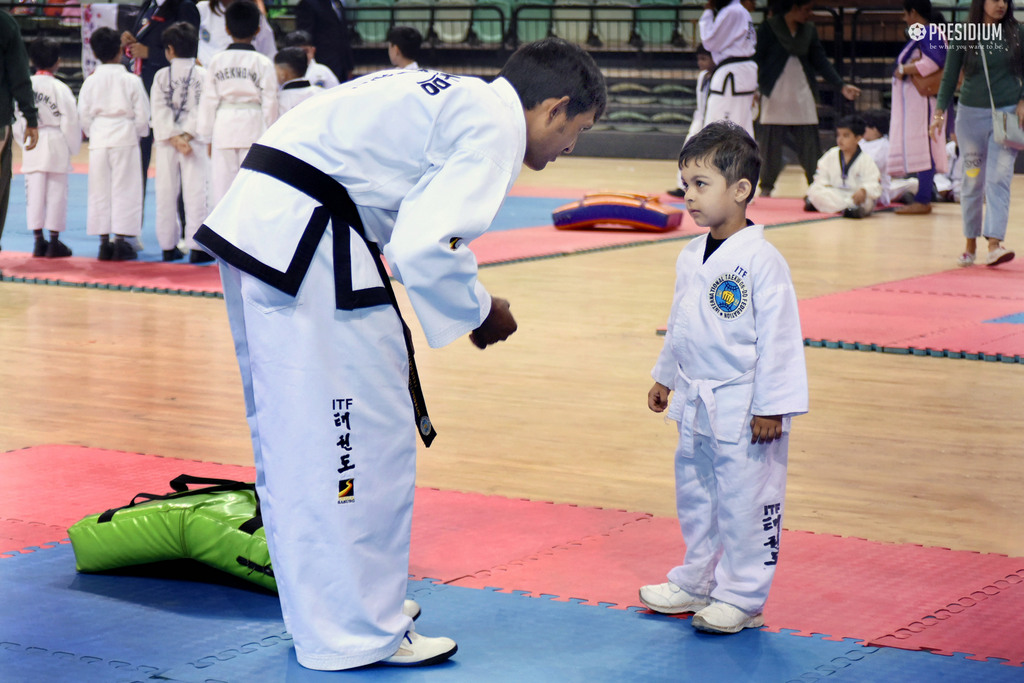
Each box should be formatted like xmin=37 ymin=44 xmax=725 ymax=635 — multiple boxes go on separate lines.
xmin=836 ymin=114 xmax=866 ymax=137
xmin=225 ymin=0 xmax=261 ymax=41
xmin=284 ymin=30 xmax=314 ymax=49
xmin=679 ymin=120 xmax=761 ymax=204
xmin=29 ymin=37 xmax=60 ymax=70
xmin=387 ymin=26 xmax=423 ymax=62
xmin=274 ymin=46 xmax=309 ymax=78
xmin=89 ymin=27 xmax=121 ymax=63
xmin=861 ymin=109 xmax=890 ymax=136
xmin=498 ymin=37 xmax=607 ymax=120
xmin=162 ymin=21 xmax=199 ymax=59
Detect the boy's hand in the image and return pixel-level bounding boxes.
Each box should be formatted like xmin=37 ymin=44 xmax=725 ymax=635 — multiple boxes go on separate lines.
xmin=469 ymin=297 xmax=517 ymax=349
xmin=648 ymin=382 xmax=670 ymax=413
xmin=750 ymin=415 xmax=783 ymax=444
xmin=852 ymin=188 xmax=866 ymax=205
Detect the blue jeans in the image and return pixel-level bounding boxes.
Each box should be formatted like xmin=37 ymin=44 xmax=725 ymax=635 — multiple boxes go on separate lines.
xmin=954 ymin=104 xmax=1019 ymax=241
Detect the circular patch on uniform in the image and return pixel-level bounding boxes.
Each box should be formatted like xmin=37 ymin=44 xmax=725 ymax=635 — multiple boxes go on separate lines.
xmin=708 ymin=273 xmax=749 ymax=320
xmin=419 ymin=416 xmax=432 ymax=436
xmin=200 ymin=27 xmax=210 ymax=43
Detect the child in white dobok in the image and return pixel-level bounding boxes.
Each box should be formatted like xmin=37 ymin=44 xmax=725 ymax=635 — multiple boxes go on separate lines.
xmin=14 ymin=37 xmax=80 ymax=258
xmin=641 ymin=121 xmax=808 ymax=634
xmin=151 ymin=22 xmax=210 ymax=263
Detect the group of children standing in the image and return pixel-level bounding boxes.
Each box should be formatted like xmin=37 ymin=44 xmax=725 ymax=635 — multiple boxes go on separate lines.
xmin=15 ymin=1 xmax=333 ymax=262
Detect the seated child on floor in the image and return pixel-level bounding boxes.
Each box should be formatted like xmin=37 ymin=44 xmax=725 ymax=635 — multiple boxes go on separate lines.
xmin=806 ymin=115 xmax=881 ymax=219
xmin=934 ymin=133 xmax=963 ymax=203
xmin=859 ymin=109 xmax=917 ymax=207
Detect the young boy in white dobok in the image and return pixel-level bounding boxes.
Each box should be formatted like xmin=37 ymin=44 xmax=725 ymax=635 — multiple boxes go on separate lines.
xmin=274 ymin=47 xmax=323 ymax=116
xmin=14 ymin=37 xmax=80 ymax=258
xmin=197 ymin=0 xmax=277 ymax=206
xmin=806 ymin=114 xmax=882 ymax=218
xmin=151 ymin=22 xmax=210 ymax=263
xmin=641 ymin=121 xmax=808 ymax=635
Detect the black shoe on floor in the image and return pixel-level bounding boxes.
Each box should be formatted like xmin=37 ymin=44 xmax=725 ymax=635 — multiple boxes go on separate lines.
xmin=803 ymin=198 xmax=817 ymax=212
xmin=111 ymin=240 xmax=138 ymax=261
xmin=666 ymin=187 xmax=686 ymax=198
xmin=163 ymin=247 xmax=185 ymax=262
xmin=33 ymin=236 xmax=48 ymax=257
xmin=98 ymin=242 xmax=114 ymax=261
xmin=842 ymin=206 xmax=867 ymax=219
xmin=45 ymin=239 xmax=72 ymax=258
xmin=189 ymin=249 xmax=215 ymax=264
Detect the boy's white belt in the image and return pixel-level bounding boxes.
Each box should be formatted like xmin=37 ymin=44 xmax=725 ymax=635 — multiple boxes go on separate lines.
xmin=669 ymin=368 xmax=755 ymax=451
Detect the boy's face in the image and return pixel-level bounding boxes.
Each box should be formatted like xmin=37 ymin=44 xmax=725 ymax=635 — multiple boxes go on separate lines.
xmin=275 ymin=64 xmax=291 ymax=85
xmin=165 ymin=46 xmax=175 ymax=62
xmin=862 ymin=125 xmax=881 ymax=141
xmin=678 ymin=157 xmax=749 ymax=229
xmin=523 ymin=97 xmax=596 ymax=171
xmin=696 ymin=54 xmax=714 ymax=72
xmin=836 ymin=127 xmax=862 ymax=155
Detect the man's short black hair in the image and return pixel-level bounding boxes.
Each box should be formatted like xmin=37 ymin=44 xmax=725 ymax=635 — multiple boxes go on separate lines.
xmin=498 ymin=37 xmax=607 ymax=120
xmin=89 ymin=27 xmax=122 ymax=63
xmin=29 ymin=37 xmax=60 ymax=71
xmin=225 ymin=0 xmax=261 ymax=41
xmin=837 ymin=114 xmax=866 ymax=137
xmin=679 ymin=120 xmax=761 ymax=204
xmin=274 ymin=46 xmax=309 ymax=78
xmin=387 ymin=26 xmax=423 ymax=62
xmin=162 ymin=21 xmax=199 ymax=59
xmin=861 ymin=109 xmax=890 ymax=136
xmin=284 ymin=30 xmax=314 ymax=48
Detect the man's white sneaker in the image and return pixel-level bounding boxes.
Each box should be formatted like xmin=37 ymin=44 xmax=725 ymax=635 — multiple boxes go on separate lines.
xmin=638 ymin=582 xmax=710 ymax=614
xmin=691 ymin=601 xmax=764 ymax=634
xmin=381 ymin=631 xmax=457 ymax=667
xmin=402 ymin=599 xmax=421 ymax=621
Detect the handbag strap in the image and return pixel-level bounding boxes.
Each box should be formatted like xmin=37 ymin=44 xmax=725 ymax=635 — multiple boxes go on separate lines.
xmin=978 ymin=43 xmax=998 ymax=112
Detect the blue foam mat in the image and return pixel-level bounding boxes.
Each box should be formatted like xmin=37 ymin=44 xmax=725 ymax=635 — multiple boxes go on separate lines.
xmin=2 ymin=544 xmax=1022 ymax=682
xmin=0 ymin=175 xmax=571 ymax=261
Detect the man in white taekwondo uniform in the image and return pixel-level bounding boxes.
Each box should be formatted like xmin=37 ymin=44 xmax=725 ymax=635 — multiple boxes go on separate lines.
xmin=194 ymin=38 xmax=605 ymax=670
xmin=699 ymin=0 xmax=758 ymax=137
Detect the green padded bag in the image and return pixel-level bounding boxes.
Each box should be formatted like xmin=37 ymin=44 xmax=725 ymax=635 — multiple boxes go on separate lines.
xmin=68 ymin=475 xmax=277 ymax=592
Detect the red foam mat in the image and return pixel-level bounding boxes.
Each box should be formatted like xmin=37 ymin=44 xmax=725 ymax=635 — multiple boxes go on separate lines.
xmin=8 ymin=445 xmax=1018 ymax=665
xmin=0 ymin=198 xmax=826 ymax=294
xmin=800 ymin=260 xmax=1024 ymax=357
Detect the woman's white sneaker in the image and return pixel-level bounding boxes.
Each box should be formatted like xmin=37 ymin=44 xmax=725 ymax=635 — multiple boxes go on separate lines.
xmin=691 ymin=601 xmax=764 ymax=634
xmin=381 ymin=631 xmax=457 ymax=667
xmin=638 ymin=582 xmax=710 ymax=614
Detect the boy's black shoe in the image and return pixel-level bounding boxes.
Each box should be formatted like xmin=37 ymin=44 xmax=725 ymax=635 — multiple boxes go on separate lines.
xmin=842 ymin=206 xmax=867 ymax=219
xmin=189 ymin=249 xmax=215 ymax=264
xmin=163 ymin=247 xmax=185 ymax=262
xmin=98 ymin=242 xmax=115 ymax=261
xmin=803 ymin=197 xmax=817 ymax=212
xmin=666 ymin=187 xmax=686 ymax=198
xmin=33 ymin=236 xmax=48 ymax=257
xmin=45 ymin=239 xmax=72 ymax=258
xmin=111 ymin=240 xmax=138 ymax=261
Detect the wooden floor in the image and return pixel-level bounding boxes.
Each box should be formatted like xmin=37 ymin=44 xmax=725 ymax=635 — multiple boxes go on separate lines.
xmin=2 ymin=158 xmax=1023 ymax=558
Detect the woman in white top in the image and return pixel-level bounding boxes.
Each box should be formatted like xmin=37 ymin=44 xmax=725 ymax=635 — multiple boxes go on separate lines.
xmin=197 ymin=0 xmax=275 ymax=66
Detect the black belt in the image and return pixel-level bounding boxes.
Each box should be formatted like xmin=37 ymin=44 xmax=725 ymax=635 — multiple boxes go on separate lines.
xmin=205 ymin=143 xmax=437 ymax=447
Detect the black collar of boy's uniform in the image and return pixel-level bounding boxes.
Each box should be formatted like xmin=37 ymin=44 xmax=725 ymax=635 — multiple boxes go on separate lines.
xmin=227 ymin=43 xmax=257 ymax=51
xmin=282 ymin=79 xmax=312 ymax=90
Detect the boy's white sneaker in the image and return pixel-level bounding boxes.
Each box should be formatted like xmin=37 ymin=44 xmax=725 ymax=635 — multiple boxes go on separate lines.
xmin=638 ymin=582 xmax=710 ymax=614
xmin=402 ymin=599 xmax=421 ymax=621
xmin=691 ymin=601 xmax=764 ymax=634
xmin=381 ymin=630 xmax=457 ymax=667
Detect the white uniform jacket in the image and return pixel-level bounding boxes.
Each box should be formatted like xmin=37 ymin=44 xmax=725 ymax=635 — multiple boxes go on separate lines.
xmin=306 ymin=59 xmax=340 ymax=89
xmin=699 ymin=0 xmax=756 ymax=64
xmin=652 ymin=225 xmax=809 ymax=445
xmin=197 ymin=71 xmax=526 ymax=349
xmin=14 ymin=73 xmax=81 ymax=173
xmin=151 ymin=58 xmax=207 ymax=143
xmin=197 ymin=45 xmax=277 ymax=149
xmin=277 ymin=78 xmax=324 ymax=116
xmin=810 ymin=146 xmax=882 ymax=203
xmin=77 ymin=64 xmax=150 ymax=148
xmin=197 ymin=0 xmax=276 ymax=67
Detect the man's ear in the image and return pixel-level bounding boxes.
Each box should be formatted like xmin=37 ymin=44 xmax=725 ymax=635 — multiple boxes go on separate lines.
xmin=547 ymin=95 xmax=571 ymax=123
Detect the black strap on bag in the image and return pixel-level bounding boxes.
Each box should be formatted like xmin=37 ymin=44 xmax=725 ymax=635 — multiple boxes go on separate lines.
xmin=240 ymin=143 xmax=437 ymax=447
xmin=97 ymin=475 xmax=263 ymax=536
